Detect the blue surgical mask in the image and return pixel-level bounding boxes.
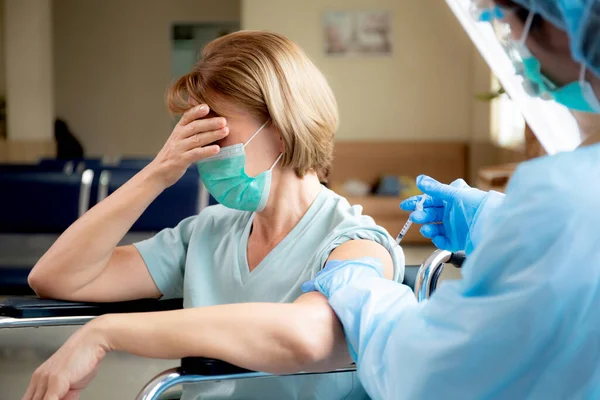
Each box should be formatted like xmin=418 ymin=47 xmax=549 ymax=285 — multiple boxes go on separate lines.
xmin=477 ymin=6 xmax=505 ymax=22
xmin=513 ymin=10 xmax=600 ymax=114
xmin=197 ymin=121 xmax=282 ymax=212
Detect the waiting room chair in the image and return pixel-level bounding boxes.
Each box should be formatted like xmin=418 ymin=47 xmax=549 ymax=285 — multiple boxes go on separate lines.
xmin=0 ymin=169 xmax=94 ymax=294
xmin=0 ymin=169 xmax=93 ymax=233
xmin=0 ymin=249 xmax=464 ymax=399
xmin=93 ymin=167 xmax=209 ymax=231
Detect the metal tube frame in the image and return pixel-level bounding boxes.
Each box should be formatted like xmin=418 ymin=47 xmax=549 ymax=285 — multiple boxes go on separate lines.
xmin=97 ymin=170 xmax=111 ymax=204
xmin=136 ymin=367 xmax=358 ymax=400
xmin=0 ymin=315 xmax=95 ymax=329
xmin=78 ymin=169 xmax=94 ymax=217
xmin=414 ymin=249 xmax=452 ymax=302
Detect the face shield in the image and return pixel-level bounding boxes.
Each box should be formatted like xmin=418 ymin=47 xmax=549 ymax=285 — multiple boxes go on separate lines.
xmin=445 ymin=0 xmax=583 ymax=155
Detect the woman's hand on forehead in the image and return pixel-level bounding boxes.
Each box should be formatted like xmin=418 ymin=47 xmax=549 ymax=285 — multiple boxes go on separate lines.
xmin=146 ymin=104 xmax=229 ymax=188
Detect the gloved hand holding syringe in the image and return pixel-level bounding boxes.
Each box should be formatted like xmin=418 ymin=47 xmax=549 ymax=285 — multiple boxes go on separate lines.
xmin=395 ymin=195 xmax=427 ymax=245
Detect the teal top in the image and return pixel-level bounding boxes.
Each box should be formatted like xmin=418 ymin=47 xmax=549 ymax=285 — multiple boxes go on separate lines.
xmin=134 ymin=186 xmax=405 ymax=400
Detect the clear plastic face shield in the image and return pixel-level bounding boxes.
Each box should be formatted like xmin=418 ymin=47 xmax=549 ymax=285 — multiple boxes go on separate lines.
xmin=445 ymin=0 xmax=584 ymax=155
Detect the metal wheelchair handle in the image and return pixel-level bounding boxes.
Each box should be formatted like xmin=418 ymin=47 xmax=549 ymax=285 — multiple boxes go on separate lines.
xmin=414 ymin=250 xmax=466 ymax=302
xmin=448 ymin=251 xmax=466 ymax=268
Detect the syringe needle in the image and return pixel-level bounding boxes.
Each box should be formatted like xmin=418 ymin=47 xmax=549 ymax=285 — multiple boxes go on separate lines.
xmin=395 ymin=195 xmax=427 ymax=245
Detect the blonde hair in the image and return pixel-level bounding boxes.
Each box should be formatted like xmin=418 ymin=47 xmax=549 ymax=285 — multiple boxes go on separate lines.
xmin=167 ymin=30 xmax=339 ymax=182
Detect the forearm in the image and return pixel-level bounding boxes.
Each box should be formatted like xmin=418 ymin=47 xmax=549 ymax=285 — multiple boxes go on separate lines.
xmin=95 ymin=299 xmax=350 ymax=374
xmin=29 ymin=167 xmax=165 ymax=293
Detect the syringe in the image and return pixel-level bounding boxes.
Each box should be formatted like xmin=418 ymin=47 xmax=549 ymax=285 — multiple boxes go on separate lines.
xmin=395 ymin=195 xmax=427 ymax=245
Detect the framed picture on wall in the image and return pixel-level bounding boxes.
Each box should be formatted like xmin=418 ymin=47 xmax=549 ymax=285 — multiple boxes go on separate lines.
xmin=323 ymin=10 xmax=392 ymax=57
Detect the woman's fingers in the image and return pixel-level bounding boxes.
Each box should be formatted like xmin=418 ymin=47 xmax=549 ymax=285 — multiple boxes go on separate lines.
xmin=61 ymin=390 xmax=82 ymax=400
xmin=30 ymin=375 xmax=48 ymax=400
xmin=179 ymin=116 xmax=227 ymax=139
xmin=45 ymin=377 xmax=69 ymax=400
xmin=178 ymin=104 xmax=210 ymax=126
xmin=184 ymin=145 xmax=221 ymax=163
xmin=182 ymin=127 xmax=229 ymax=150
xmin=22 ymin=382 xmax=36 ymax=400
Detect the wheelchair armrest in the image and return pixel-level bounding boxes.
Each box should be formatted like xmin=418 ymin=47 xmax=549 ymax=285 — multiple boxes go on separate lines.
xmin=179 ymin=357 xmax=253 ymax=376
xmin=448 ymin=251 xmax=466 ymax=268
xmin=0 ymin=297 xmax=183 ymax=318
xmin=139 ymin=357 xmax=358 ymax=399
xmin=403 ymin=265 xmax=419 ymax=289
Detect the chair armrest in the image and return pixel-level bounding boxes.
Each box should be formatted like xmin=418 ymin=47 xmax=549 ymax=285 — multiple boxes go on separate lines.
xmin=448 ymin=251 xmax=466 ymax=268
xmin=179 ymin=357 xmax=253 ymax=376
xmin=403 ymin=265 xmax=419 ymax=289
xmin=0 ymin=297 xmax=183 ymax=319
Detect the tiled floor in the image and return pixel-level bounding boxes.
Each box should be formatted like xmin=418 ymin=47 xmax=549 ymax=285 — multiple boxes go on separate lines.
xmin=0 ymin=245 xmax=461 ymax=399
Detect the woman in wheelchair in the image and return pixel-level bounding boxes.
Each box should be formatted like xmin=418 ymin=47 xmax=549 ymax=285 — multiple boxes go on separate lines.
xmin=24 ymin=31 xmax=404 ymax=400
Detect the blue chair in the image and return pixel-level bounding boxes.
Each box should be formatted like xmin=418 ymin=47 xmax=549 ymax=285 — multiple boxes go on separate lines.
xmin=118 ymin=158 xmax=215 ymax=207
xmin=0 ymin=169 xmax=93 ymax=233
xmin=0 ymin=250 xmax=464 ymax=399
xmin=96 ymin=168 xmax=207 ymax=231
xmin=0 ymin=162 xmax=74 ymax=174
xmin=208 ymin=194 xmax=219 ymax=206
xmin=115 ymin=158 xmax=153 ymax=169
xmin=38 ymin=158 xmax=103 ymax=172
xmin=0 ymin=169 xmax=94 ymax=294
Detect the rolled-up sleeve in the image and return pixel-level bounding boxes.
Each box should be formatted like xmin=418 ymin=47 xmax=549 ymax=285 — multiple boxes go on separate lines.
xmin=134 ymin=216 xmax=197 ymax=299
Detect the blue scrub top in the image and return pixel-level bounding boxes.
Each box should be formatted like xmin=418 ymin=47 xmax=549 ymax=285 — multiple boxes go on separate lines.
xmin=320 ymin=143 xmax=600 ymax=399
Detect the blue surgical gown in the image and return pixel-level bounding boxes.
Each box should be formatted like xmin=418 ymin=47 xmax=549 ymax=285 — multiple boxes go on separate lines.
xmin=326 ymin=143 xmax=600 ymax=399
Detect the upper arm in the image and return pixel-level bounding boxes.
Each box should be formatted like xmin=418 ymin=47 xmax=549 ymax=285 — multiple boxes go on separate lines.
xmin=327 ymin=239 xmax=395 ymax=280
xmin=130 ymin=216 xmax=198 ymax=299
xmin=69 ymin=245 xmax=161 ymax=302
xmin=285 ymin=240 xmax=395 ymax=370
xmin=70 ymin=215 xmax=198 ymax=302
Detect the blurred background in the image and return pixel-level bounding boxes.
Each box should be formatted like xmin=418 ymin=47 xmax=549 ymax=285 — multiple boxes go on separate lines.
xmin=0 ymin=0 xmax=542 ymax=398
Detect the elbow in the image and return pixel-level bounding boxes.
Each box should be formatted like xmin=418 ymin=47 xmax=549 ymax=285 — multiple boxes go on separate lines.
xmin=28 ymin=268 xmax=46 ymax=297
xmin=285 ymin=335 xmax=323 ymax=372
xmin=285 ymin=308 xmax=342 ymax=372
xmin=28 ymin=265 xmax=55 ymax=298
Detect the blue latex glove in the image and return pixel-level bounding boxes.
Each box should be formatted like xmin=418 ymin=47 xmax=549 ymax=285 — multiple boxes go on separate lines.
xmin=302 ymin=257 xmax=386 ymax=362
xmin=302 ymin=257 xmax=384 ymax=299
xmin=400 ymin=175 xmax=487 ymax=253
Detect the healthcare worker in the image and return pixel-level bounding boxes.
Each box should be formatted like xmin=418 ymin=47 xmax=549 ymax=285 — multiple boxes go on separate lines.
xmin=303 ymin=0 xmax=600 ymax=398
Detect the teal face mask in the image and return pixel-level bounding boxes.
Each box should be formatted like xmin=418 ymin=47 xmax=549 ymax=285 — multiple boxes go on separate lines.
xmin=513 ymin=10 xmax=600 ymax=114
xmin=197 ymin=121 xmax=282 ymax=213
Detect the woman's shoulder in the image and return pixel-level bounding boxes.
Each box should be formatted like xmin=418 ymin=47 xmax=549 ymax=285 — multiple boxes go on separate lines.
xmin=316 ymin=187 xmax=398 ymax=252
xmin=318 ymin=186 xmax=379 ymax=228
xmin=311 ymin=187 xmax=404 ymax=281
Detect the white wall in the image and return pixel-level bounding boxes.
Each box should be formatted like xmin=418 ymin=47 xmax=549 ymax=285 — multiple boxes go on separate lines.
xmin=0 ymin=0 xmax=4 ymax=98
xmin=242 ymin=0 xmax=485 ymax=142
xmin=4 ymin=0 xmax=54 ymax=141
xmin=52 ymin=0 xmax=492 ymax=157
xmin=53 ymin=0 xmax=241 ymax=156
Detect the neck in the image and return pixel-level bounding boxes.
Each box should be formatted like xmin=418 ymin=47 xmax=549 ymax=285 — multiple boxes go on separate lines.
xmin=251 ymin=170 xmax=322 ymax=242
